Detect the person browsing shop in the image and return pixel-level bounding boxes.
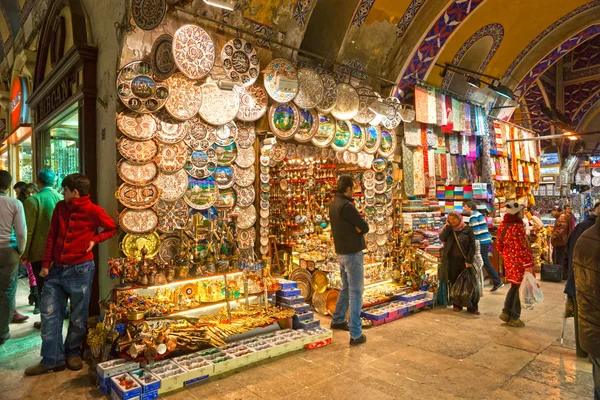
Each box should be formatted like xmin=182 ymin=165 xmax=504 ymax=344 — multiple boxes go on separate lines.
xmin=464 ymin=201 xmax=504 ymax=292
xmin=551 ymin=205 xmax=572 ymax=279
xmin=25 ymin=174 xmax=117 ymax=376
xmin=329 ymin=175 xmax=369 ymax=346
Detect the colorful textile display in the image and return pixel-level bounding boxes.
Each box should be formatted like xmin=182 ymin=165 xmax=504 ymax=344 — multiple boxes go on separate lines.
xmin=404 ymin=121 xmax=422 ymax=147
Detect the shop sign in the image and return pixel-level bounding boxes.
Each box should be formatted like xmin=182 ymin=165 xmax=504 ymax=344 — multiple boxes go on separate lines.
xmin=590 ymin=156 xmax=600 ymax=168
xmin=10 ymin=76 xmax=30 ymax=133
xmin=541 ymin=176 xmax=556 ymax=184
xmin=540 ymin=167 xmax=559 ymax=175
xmin=36 ymin=71 xmax=76 ymax=123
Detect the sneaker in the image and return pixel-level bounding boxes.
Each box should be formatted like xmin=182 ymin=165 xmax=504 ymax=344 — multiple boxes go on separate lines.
xmin=490 ymin=283 xmax=506 ymax=292
xmin=330 ymin=321 xmax=350 ymax=331
xmin=453 ymin=306 xmax=463 ymax=312
xmin=25 ymin=363 xmax=66 ymax=376
xmin=508 ymin=319 xmax=526 ymax=328
xmin=66 ymin=355 xmax=83 ymax=371
xmin=499 ymin=313 xmax=510 ymax=323
xmin=349 ymin=334 xmax=367 ymax=346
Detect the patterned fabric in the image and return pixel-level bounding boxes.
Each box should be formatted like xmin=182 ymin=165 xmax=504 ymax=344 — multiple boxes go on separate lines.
xmin=428 ymin=149 xmax=436 ymax=178
xmin=441 ymin=154 xmax=448 ymax=179
xmin=467 ymin=136 xmax=477 ymax=160
xmin=404 ymin=121 xmax=422 ymax=147
xmin=496 ymin=214 xmax=535 ymax=284
xmin=426 ymin=125 xmax=437 ymax=147
xmin=436 ymin=126 xmax=446 ymax=149
xmin=463 ymin=103 xmax=471 ymax=134
xmin=456 ymin=101 xmax=466 ymax=132
xmin=422 ymin=128 xmax=429 ymax=195
xmin=436 ymin=93 xmax=445 ymax=126
xmin=449 ymin=134 xmax=459 ymax=154
xmin=402 ymin=143 xmax=415 ymax=197
xmin=460 ymin=135 xmax=469 ymax=156
xmin=413 ymin=146 xmax=426 ymax=196
xmin=427 ymin=88 xmax=437 ymax=123
xmin=442 ymin=96 xmax=454 ymax=133
xmin=452 ymin=98 xmax=461 ymax=132
xmin=415 ymin=86 xmax=430 ymax=123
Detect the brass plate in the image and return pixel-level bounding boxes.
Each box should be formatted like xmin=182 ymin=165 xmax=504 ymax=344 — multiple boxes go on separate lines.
xmin=312 ymin=270 xmax=329 ymax=294
xmin=293 ymin=68 xmax=324 ymax=109
xmin=117 ymin=160 xmax=158 ymax=185
xmin=263 ymin=58 xmax=298 ymax=103
xmin=116 ymin=182 xmax=160 ymax=209
xmin=119 ymin=208 xmax=159 ymax=235
xmin=155 ymin=169 xmax=188 ymax=201
xmin=221 ymin=37 xmax=260 ymax=87
xmin=158 ymin=234 xmax=188 ymax=264
xmin=117 ymin=111 xmax=156 ymax=140
xmin=198 ymin=82 xmax=240 ymax=126
xmin=235 ymin=84 xmax=268 ymax=122
xmin=165 ymin=72 xmax=201 ymax=121
xmin=316 ymin=73 xmax=338 ymax=113
xmin=294 ymin=108 xmax=319 ymax=143
xmin=172 ymin=24 xmax=215 ymax=80
xmin=155 ymin=141 xmax=188 ymax=173
xmin=290 ymin=267 xmax=313 ymax=302
xmin=122 ymin=232 xmax=161 ymax=259
xmin=331 ymin=83 xmax=359 ymax=121
xmin=117 ymin=61 xmax=169 ymax=113
xmin=269 ymin=103 xmax=300 ymax=139
xmin=154 ymin=198 xmax=190 ymax=233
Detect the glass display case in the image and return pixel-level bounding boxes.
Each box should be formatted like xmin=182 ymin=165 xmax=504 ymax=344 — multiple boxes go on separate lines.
xmin=15 ymin=136 xmax=33 ymax=183
xmin=0 ymin=147 xmax=8 ymax=171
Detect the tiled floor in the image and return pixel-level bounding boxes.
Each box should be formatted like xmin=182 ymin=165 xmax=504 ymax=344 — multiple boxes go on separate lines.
xmin=0 ymin=278 xmax=594 ymax=399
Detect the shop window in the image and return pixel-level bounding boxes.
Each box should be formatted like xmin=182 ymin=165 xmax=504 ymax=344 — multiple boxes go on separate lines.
xmin=15 ymin=136 xmax=33 ymax=183
xmin=0 ymin=148 xmax=8 ymax=171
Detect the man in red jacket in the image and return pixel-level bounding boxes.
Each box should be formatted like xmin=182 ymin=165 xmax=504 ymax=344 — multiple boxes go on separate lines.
xmin=25 ymin=174 xmax=117 ymax=376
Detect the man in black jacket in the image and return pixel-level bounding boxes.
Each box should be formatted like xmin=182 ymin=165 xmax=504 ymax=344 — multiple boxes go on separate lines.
xmin=573 ymin=214 xmax=600 ymax=399
xmin=329 ymin=175 xmax=369 ymax=346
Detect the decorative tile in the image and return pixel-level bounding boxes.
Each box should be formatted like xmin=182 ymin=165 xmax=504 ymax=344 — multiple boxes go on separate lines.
xmin=293 ymin=0 xmax=316 ymax=27
xmin=564 ymin=78 xmax=600 ymax=117
xmin=351 ymin=0 xmax=376 ymax=28
xmin=572 ymin=90 xmax=600 ymax=127
xmin=570 ymin=35 xmax=600 ymax=71
xmin=395 ymin=0 xmax=427 ymax=39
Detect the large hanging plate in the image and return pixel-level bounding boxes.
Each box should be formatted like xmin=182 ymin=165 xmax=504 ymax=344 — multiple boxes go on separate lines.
xmin=269 ymin=103 xmax=300 ymax=139
xmin=232 ymin=164 xmax=255 ymax=187
xmin=214 ymin=166 xmax=234 ymax=189
xmin=316 ymin=73 xmax=338 ymax=113
xmin=198 ymin=82 xmax=240 ymax=126
xmin=158 ymin=234 xmax=188 ymax=264
xmin=294 ymin=108 xmax=319 ymax=143
xmin=234 ymin=185 xmax=255 ymax=207
xmin=378 ymin=128 xmax=397 ymax=158
xmin=154 ymin=110 xmax=188 ymax=144
xmin=270 ymin=141 xmax=287 ymax=162
xmin=131 ymin=0 xmax=166 ymax=30
xmin=235 ymin=84 xmax=268 ymax=122
xmin=117 ymin=111 xmax=156 ymax=141
xmin=122 ymin=232 xmax=160 ymax=259
xmin=151 ymin=34 xmax=176 ymax=81
xmin=234 ymin=205 xmax=257 ymax=230
xmin=214 ymin=121 xmax=238 ymax=147
xmin=311 ymin=113 xmax=336 ymax=148
xmin=331 ymin=119 xmax=352 ymax=152
xmin=117 ymin=160 xmax=158 ymax=186
xmin=154 ymin=198 xmax=190 ymax=233
xmin=184 ymin=176 xmax=219 ymax=210
xmin=312 ymin=270 xmax=329 ymax=294
xmin=363 ymin=124 xmax=381 ymax=155
xmin=234 ymin=145 xmax=255 ymax=168
xmin=213 ymin=143 xmax=238 ymax=166
xmin=237 ymin=227 xmax=256 ymax=248
xmin=263 ymin=58 xmax=298 ymax=103
xmin=236 ymin=121 xmax=255 ymax=149
xmin=331 ymin=83 xmax=359 ymax=121
xmin=172 ymin=24 xmax=215 ymax=80
xmin=293 ymin=68 xmax=324 ymax=109
xmin=353 ymin=87 xmax=379 ymax=124
xmin=119 ymin=208 xmax=159 ymax=235
xmin=165 ymin=73 xmax=201 ymax=121
xmin=215 ymin=187 xmax=237 ymax=209
xmin=348 ymin=123 xmax=366 ymax=153
xmin=184 ymin=116 xmax=216 ymax=151
xmin=381 ymin=97 xmax=402 ymax=129
xmin=289 ymin=267 xmax=313 ymax=301
xmin=185 ymin=149 xmax=217 ymax=179
xmin=117 ymin=61 xmax=168 ymax=113
xmin=116 ymin=182 xmax=160 ymax=209
xmin=155 ymin=141 xmax=188 ymax=173
xmin=155 ymin=169 xmax=188 ymax=201
xmin=117 ymin=137 xmax=157 ymax=164
xmin=221 ymin=37 xmax=260 ymax=87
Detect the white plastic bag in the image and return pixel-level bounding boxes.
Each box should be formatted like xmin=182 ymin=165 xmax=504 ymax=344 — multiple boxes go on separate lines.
xmin=519 ymin=272 xmax=544 ymax=310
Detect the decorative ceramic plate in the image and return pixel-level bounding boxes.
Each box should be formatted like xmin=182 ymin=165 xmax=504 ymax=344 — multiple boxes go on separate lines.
xmin=184 ymin=176 xmax=218 ymax=210
xmin=122 ymin=232 xmax=160 ymax=259
xmin=117 ymin=111 xmax=156 ymax=140
xmin=234 ymin=205 xmax=257 ymax=230
xmin=379 ymin=129 xmax=397 ymax=158
xmin=119 ymin=208 xmax=159 ymax=235
xmin=236 ymin=121 xmax=255 ymax=149
xmin=331 ymin=119 xmax=352 ymax=152
xmin=260 ymin=208 xmax=270 ymax=219
xmin=235 ymin=84 xmax=268 ymax=122
xmin=269 ymin=103 xmax=300 ymax=139
xmin=155 ymin=169 xmax=188 ymax=201
xmin=213 ymin=143 xmax=238 ymax=166
xmin=260 ymin=236 xmax=269 ymax=246
xmin=214 ymin=121 xmax=238 ymax=146
xmin=316 ymin=73 xmax=338 ymax=113
xmin=117 ymin=160 xmax=158 ymax=185
xmin=154 ymin=198 xmax=190 ymax=233
xmin=286 ymin=143 xmax=297 ymax=159
xmin=237 ymin=227 xmax=256 ymax=248
xmin=116 ymin=182 xmax=160 ymax=209
xmin=372 ymin=157 xmax=387 ymax=172
xmin=155 ymin=142 xmax=187 ymax=173
xmin=221 ymin=38 xmax=260 ymax=86
xmin=293 ymin=68 xmax=324 ymax=109
xmin=260 ymin=173 xmax=270 ymax=184
xmin=184 ymin=116 xmax=216 ymax=151
xmin=117 ymin=61 xmax=168 ymax=113
xmin=381 ymin=97 xmax=402 ymax=129
xmin=214 ymin=166 xmax=234 ymax=189
xmin=353 ymin=87 xmax=379 ymax=124
xmin=198 ymin=82 xmax=240 ymax=126
xmin=593 ymin=176 xmax=600 ymax=187
xmin=271 ymin=142 xmax=287 ymax=162
xmin=263 ymin=58 xmax=298 ymax=103
xmin=117 ymin=137 xmax=157 ymax=163
xmin=592 ymin=168 xmax=600 ymax=177
xmin=214 ymin=187 xmax=236 ymax=209
xmin=311 ymin=113 xmax=336 ymax=148
xmin=331 ymin=83 xmax=359 ymax=121
xmin=348 ymin=123 xmax=366 ymax=153
xmin=165 ymin=73 xmax=201 ymax=120
xmin=172 ymin=24 xmax=215 ymax=80
xmin=232 ymin=145 xmax=253 ymax=169
xmin=294 ymin=108 xmax=319 ymax=142
xmin=260 ymin=245 xmax=269 ymax=255
xmin=232 ymin=164 xmax=255 ymax=187
xmin=157 ymin=234 xmax=187 ymax=264
xmin=234 ymin=185 xmax=255 ymax=207
xmin=185 ymin=149 xmax=217 ymax=179
xmin=363 ymin=125 xmax=381 ymax=155
xmin=154 ymin=110 xmax=188 ymax=143
xmin=151 ymin=34 xmax=176 ymax=81
xmin=131 ymin=0 xmax=166 ymax=30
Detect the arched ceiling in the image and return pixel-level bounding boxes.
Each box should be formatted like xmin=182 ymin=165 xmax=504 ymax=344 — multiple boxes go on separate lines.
xmin=0 ymin=0 xmax=35 ymax=64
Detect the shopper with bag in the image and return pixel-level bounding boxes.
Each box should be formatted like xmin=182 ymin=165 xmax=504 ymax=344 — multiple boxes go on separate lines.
xmin=497 ymin=201 xmax=535 ymax=328
xmin=439 ymin=211 xmax=479 ymax=314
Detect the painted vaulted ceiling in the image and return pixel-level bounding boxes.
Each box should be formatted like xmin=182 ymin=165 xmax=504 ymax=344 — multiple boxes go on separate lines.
xmin=0 ymin=0 xmax=35 ymax=64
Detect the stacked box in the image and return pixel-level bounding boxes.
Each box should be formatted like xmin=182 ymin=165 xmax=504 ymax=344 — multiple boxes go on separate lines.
xmin=145 ymin=360 xmax=187 ymax=394
xmin=129 ymin=370 xmax=160 ymax=400
xmin=111 ymin=373 xmax=142 ymax=400
xmin=277 ymin=279 xmax=298 ymax=290
xmin=277 ymin=288 xmax=301 ymax=297
xmin=172 ymin=353 xmax=214 ymax=387
xmin=279 ymin=302 xmax=310 ymax=313
xmin=276 ymin=295 xmax=305 ymax=306
xmin=97 ymin=359 xmax=140 ymax=395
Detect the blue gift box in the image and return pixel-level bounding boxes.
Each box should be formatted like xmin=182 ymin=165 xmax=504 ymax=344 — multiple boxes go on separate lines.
xmin=277 ymin=280 xmax=298 ymax=290
xmin=297 ymin=319 xmax=320 ymax=330
xmin=141 ymin=390 xmax=158 ymax=400
xmin=277 ymin=288 xmax=301 ymax=298
xmin=294 ymin=311 xmax=313 ymax=322
xmin=276 ymin=295 xmax=305 ymax=306
xmin=280 ymin=302 xmax=310 ymax=313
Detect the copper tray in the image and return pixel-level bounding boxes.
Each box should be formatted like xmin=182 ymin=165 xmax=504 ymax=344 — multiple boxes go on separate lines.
xmin=378 ymin=128 xmax=397 ymax=158
xmin=155 ymin=142 xmax=188 ymax=173
xmin=312 ymin=113 xmax=336 ymax=148
xmin=198 ymin=82 xmax=239 ymax=126
xmin=117 ymin=160 xmax=158 ymax=186
xmin=269 ymin=103 xmax=300 ymax=139
xmin=294 ymin=108 xmax=319 ymax=143
xmin=158 ymin=234 xmax=188 ymax=264
xmin=154 ymin=110 xmax=188 ymax=144
xmin=289 ymin=267 xmax=313 ymax=302
xmin=331 ymin=83 xmax=359 ymax=121
xmin=263 ymin=58 xmax=298 ymax=103
xmin=121 ymin=232 xmax=160 ymax=259
xmin=132 ymin=0 xmax=165 ymax=31
xmin=235 ymin=121 xmax=255 ymax=149
xmin=221 ymin=37 xmax=260 ymax=87
xmin=155 ymin=169 xmax=188 ymax=201
xmin=119 ymin=208 xmax=159 ymax=235
xmin=293 ymin=68 xmax=324 ymax=109
xmin=235 ymin=84 xmax=268 ymax=122
xmin=151 ymin=33 xmax=176 ymax=81
xmin=116 ymin=182 xmax=160 ymax=209
xmin=154 ymin=198 xmax=190 ymax=233
xmin=117 ymin=111 xmax=156 ymax=140
xmin=116 ymin=138 xmax=155 ymax=164
xmin=172 ymin=24 xmax=215 ymax=80
xmin=117 ymin=61 xmax=168 ymax=113
xmin=165 ymin=73 xmax=201 ymax=121
xmin=316 ymin=73 xmax=338 ymax=113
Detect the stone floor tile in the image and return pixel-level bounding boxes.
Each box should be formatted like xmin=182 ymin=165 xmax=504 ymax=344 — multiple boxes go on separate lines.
xmin=465 ymin=343 xmax=536 ymax=375
xmin=537 ymin=345 xmax=593 ymax=374
xmin=516 ymin=358 xmax=595 ymax=397
xmin=493 ymin=376 xmax=585 ymax=400
xmin=494 ymin=327 xmax=557 ymax=354
xmin=281 ymin=374 xmax=394 ymax=400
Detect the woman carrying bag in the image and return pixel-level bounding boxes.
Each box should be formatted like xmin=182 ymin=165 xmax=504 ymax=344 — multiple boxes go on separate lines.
xmin=439 ymin=211 xmax=479 ymax=314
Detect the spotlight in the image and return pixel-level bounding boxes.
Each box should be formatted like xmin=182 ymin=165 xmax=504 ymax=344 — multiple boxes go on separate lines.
xmin=564 ymin=132 xmax=578 ymax=141
xmin=368 ymin=98 xmax=389 ymax=116
xmin=466 ymin=76 xmax=481 ymax=88
xmin=203 ymin=0 xmax=235 ymax=10
xmin=217 ymin=80 xmax=235 ymax=90
xmin=490 ymin=81 xmax=515 ymax=101
xmin=275 ymin=76 xmax=298 ymax=94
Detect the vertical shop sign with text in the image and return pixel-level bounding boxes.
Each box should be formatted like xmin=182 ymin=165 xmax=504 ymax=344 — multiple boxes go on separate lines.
xmin=10 ymin=76 xmax=30 ymax=133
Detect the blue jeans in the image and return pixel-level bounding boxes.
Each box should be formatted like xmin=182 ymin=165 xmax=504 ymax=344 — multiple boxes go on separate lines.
xmin=40 ymin=261 xmax=95 ymax=367
xmin=332 ymin=252 xmax=364 ymax=339
xmin=481 ymin=243 xmax=501 ymax=286
xmin=592 ymin=356 xmax=600 ymax=400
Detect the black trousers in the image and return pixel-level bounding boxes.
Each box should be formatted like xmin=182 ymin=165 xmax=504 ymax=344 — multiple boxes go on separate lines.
xmin=553 ymin=246 xmax=567 ymax=278
xmin=448 ymin=255 xmax=479 ymax=311
xmin=573 ymin=297 xmax=588 ymax=358
xmin=31 ymin=261 xmax=45 ymax=295
xmin=503 ymin=283 xmax=521 ymax=321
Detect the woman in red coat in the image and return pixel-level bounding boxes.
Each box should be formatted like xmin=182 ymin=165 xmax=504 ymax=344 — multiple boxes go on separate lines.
xmin=496 ymin=201 xmax=534 ymax=327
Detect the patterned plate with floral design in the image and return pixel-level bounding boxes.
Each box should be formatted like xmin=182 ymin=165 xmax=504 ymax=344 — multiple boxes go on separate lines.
xmin=119 ymin=208 xmax=159 ymax=235
xmin=269 ymin=103 xmax=300 ymax=139
xmin=156 ymin=169 xmax=188 ymax=201
xmin=132 ymin=0 xmax=166 ymax=30
xmin=263 ymin=58 xmax=298 ymax=103
xmin=172 ymin=25 xmax=215 ymax=80
xmin=294 ymin=108 xmax=319 ymax=143
xmin=116 ymin=182 xmax=160 ymax=209
xmin=271 ymin=141 xmax=287 ymax=163
xmin=331 ymin=83 xmax=359 ymax=121
xmin=235 ymin=121 xmax=255 ymax=149
xmin=221 ymin=37 xmax=260 ymax=87
xmin=117 ymin=160 xmax=159 ymax=186
xmin=117 ymin=111 xmax=156 ymax=140
xmin=151 ymin=34 xmax=176 ymax=81
xmin=232 ymin=164 xmax=255 ymax=187
xmin=157 ymin=234 xmax=188 ymax=264
xmin=331 ymin=120 xmax=352 ymax=152
xmin=117 ymin=137 xmax=157 ymax=164
xmin=381 ymin=97 xmax=401 ymax=129
xmin=293 ymin=68 xmax=324 ymax=109
xmin=311 ymin=113 xmax=336 ymax=148
xmin=154 ymin=110 xmax=188 ymax=144
xmin=154 ymin=198 xmax=190 ymax=233
xmin=316 ymin=73 xmax=338 ymax=113
xmin=214 ymin=122 xmax=238 ymax=146
xmin=214 ymin=187 xmax=236 ymax=209
xmin=155 ymin=141 xmax=188 ymax=173
xmin=237 ymin=227 xmax=256 ymax=248
xmin=234 ymin=145 xmax=255 ymax=168
xmin=184 ymin=116 xmax=216 ymax=151
xmin=353 ymin=87 xmax=379 ymax=124
xmin=198 ymin=82 xmax=240 ymax=126
xmin=234 ymin=205 xmax=257 ymax=230
xmin=235 ymin=84 xmax=268 ymax=122
xmin=234 ymin=185 xmax=255 ymax=207
xmin=184 ymin=176 xmax=218 ymax=210
xmin=117 ymin=61 xmax=169 ymax=113
xmin=165 ymin=73 xmax=201 ymax=120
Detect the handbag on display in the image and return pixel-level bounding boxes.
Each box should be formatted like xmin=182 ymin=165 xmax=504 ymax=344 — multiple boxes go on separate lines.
xmin=541 ymin=263 xmax=563 ymax=282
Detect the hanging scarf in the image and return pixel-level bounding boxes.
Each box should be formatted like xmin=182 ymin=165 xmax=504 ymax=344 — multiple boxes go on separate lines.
xmin=427 ymin=88 xmax=437 ymax=124
xmin=463 ymin=103 xmax=471 ymax=134
xmin=442 ymin=96 xmax=454 ymax=133
xmin=415 ymin=86 xmax=430 ymax=123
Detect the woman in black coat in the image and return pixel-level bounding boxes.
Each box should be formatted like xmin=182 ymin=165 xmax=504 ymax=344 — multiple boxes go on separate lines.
xmin=439 ymin=211 xmax=478 ymax=314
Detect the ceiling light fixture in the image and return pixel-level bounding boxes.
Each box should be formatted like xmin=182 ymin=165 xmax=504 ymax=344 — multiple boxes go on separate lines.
xmin=368 ymin=98 xmax=390 ymax=116
xmin=466 ymin=76 xmax=481 ymax=88
xmin=435 ymin=63 xmax=516 ymax=101
xmin=202 ymin=0 xmax=236 ymax=11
